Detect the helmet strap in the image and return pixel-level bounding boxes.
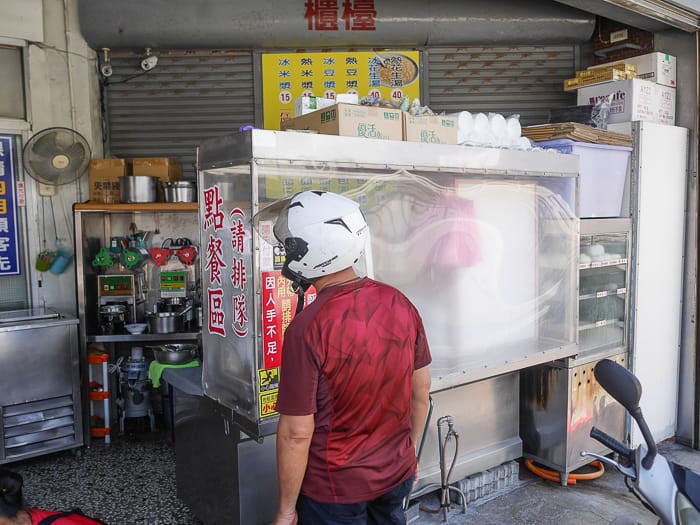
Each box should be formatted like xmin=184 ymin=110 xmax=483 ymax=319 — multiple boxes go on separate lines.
xmin=290 ymin=279 xmax=311 ymax=314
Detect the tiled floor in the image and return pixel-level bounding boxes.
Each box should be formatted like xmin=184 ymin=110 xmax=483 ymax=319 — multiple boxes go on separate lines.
xmin=8 ymin=429 xmax=201 ymax=525
xmin=5 ymin=429 xmax=700 ymax=525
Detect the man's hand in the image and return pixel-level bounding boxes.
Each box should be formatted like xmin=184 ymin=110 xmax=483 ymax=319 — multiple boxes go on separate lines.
xmin=272 ymin=509 xmax=298 ymax=525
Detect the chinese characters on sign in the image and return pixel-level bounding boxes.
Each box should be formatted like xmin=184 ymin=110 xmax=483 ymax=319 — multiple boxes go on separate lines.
xmin=259 ymin=270 xmax=316 ymax=418
xmin=0 ymin=136 xmax=20 ymax=276
xmin=304 ymin=0 xmax=377 ymax=32
xmin=262 ymin=50 xmax=420 ymax=130
xmin=201 ymin=185 xmax=249 ymax=339
xmin=260 ymin=270 xmax=317 ymax=370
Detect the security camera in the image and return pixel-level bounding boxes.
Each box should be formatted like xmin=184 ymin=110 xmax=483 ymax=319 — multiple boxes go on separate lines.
xmin=100 ymin=48 xmax=113 ymax=77
xmin=141 ymin=55 xmax=158 ymax=71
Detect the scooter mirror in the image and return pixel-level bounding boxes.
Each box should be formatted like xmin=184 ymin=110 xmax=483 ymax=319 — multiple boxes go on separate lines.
xmin=594 ymin=359 xmax=642 ymax=413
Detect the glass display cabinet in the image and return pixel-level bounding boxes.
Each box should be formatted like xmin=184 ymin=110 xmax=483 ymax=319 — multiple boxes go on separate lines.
xmin=521 ymin=218 xmax=631 ymax=484
xmin=578 ymin=219 xmax=631 ymax=358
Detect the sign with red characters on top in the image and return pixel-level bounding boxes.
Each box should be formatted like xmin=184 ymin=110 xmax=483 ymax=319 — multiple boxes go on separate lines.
xmin=261 ymin=270 xmax=316 ymax=370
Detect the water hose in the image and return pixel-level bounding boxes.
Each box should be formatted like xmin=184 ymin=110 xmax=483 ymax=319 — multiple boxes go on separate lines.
xmin=524 ymin=459 xmax=605 ymax=486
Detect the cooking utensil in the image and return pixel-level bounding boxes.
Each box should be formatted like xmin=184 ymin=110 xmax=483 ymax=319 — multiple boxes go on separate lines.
xmin=150 ymin=343 xmax=197 ymax=365
xmin=124 ymin=323 xmax=148 ymax=334
xmin=146 ymin=305 xmax=192 ymax=334
xmin=162 ymin=181 xmax=196 ymax=203
xmin=120 ymin=176 xmax=158 ymax=203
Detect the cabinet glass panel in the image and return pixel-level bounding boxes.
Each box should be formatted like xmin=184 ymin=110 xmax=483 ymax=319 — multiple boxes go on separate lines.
xmin=578 ymin=232 xmax=628 ymax=354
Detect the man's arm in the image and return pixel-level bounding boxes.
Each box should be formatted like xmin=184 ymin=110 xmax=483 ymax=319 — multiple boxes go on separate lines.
xmin=274 ymin=413 xmax=315 ymax=525
xmin=410 ymin=365 xmax=431 ymax=448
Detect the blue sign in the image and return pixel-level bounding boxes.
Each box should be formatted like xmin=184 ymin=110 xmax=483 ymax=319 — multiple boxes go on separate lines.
xmin=0 ymin=135 xmax=20 ymax=276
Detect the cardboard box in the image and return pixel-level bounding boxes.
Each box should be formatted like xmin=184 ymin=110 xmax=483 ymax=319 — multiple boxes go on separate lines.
xmin=403 ymin=114 xmax=458 ymax=145
xmin=132 ymin=158 xmax=183 ymax=183
xmin=589 ymin=52 xmax=676 ymax=87
xmin=294 ymin=96 xmax=336 ymax=117
xmin=564 ymin=66 xmax=635 ymax=91
xmin=88 ymin=159 xmax=127 ymax=203
xmin=577 ymin=79 xmax=675 ymax=126
xmin=281 ymin=103 xmax=403 ymax=141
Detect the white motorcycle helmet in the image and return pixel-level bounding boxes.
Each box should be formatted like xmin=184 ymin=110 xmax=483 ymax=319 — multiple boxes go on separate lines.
xmin=273 ymin=190 xmax=368 ymax=289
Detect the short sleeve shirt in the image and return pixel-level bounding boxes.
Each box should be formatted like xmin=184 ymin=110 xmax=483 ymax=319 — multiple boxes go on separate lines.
xmin=276 ymin=278 xmax=431 ymax=504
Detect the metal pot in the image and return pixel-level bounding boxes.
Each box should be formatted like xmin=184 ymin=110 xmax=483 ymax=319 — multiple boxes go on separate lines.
xmin=146 ymin=305 xmax=192 ymax=333
xmin=151 ymin=343 xmax=197 ymax=365
xmin=120 ymin=176 xmax=158 ymax=203
xmin=162 ymin=181 xmax=196 ymax=203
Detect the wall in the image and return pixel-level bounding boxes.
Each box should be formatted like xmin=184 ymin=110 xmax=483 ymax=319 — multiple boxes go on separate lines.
xmin=0 ymin=0 xmax=102 ymax=315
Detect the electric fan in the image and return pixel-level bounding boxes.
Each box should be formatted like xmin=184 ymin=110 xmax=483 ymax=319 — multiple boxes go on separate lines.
xmin=22 ymin=127 xmax=91 ymax=195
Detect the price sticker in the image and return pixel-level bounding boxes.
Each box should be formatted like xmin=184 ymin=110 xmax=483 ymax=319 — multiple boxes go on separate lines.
xmin=596 ymin=291 xmax=608 ymax=298
xmin=595 ymin=320 xmax=608 ymax=328
xmin=278 ymin=91 xmax=292 ymax=104
xmin=390 ymin=88 xmax=404 ymax=101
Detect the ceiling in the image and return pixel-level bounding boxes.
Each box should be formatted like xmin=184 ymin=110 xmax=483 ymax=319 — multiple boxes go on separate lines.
xmin=553 ymin=0 xmax=700 ymax=32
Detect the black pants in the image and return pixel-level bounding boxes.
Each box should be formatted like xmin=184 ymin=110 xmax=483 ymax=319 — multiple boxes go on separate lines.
xmin=296 ymin=476 xmax=413 ymax=525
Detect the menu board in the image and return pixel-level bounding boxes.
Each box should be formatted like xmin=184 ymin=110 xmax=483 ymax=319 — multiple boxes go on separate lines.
xmin=262 ymin=50 xmax=421 ymax=130
xmin=0 ymin=136 xmax=20 ymax=275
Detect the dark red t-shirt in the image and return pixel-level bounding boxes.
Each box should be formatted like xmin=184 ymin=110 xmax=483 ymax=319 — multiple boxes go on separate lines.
xmin=276 ymin=277 xmax=431 ymax=504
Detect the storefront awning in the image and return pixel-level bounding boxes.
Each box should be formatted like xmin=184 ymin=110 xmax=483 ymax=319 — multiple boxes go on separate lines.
xmin=77 ymin=0 xmax=597 ymax=50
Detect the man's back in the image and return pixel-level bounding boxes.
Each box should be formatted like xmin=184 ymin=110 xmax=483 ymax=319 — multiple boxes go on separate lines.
xmin=277 ymin=277 xmax=431 ymax=504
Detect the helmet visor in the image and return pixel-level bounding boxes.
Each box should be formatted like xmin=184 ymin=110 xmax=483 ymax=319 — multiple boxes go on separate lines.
xmin=252 ymin=194 xmax=297 ymax=246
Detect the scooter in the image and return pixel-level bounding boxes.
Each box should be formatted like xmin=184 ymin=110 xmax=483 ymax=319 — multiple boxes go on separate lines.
xmin=581 ymin=358 xmax=700 ymax=525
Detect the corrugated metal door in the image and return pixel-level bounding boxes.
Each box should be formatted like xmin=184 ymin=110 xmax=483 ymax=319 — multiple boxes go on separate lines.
xmin=105 ymin=51 xmax=255 ymax=180
xmin=426 ymin=46 xmax=578 ymax=126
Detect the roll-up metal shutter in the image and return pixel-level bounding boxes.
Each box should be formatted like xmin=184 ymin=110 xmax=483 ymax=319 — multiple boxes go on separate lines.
xmin=104 ymin=51 xmax=255 ymax=180
xmin=426 ymin=46 xmax=578 ymax=126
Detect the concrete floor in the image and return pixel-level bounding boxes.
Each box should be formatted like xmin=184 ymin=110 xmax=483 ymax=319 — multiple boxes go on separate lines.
xmin=7 ymin=433 xmax=699 ymax=524
xmin=412 ymin=441 xmax=699 ymax=525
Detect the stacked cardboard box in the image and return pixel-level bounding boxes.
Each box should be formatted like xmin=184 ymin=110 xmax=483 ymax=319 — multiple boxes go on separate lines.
xmin=564 ymin=64 xmax=636 ymax=92
xmin=573 ymin=52 xmax=677 ymax=126
xmin=576 ymin=78 xmax=676 ymax=126
xmin=132 ymin=158 xmax=183 ymax=183
xmin=281 ymin=103 xmax=403 ymax=141
xmin=403 ymin=114 xmax=458 ymax=145
xmin=588 ymin=52 xmax=676 ymax=87
xmin=88 ymin=159 xmax=128 ymax=204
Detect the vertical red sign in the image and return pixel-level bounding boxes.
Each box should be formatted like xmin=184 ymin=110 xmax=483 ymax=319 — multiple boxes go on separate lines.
xmin=261 ymin=270 xmax=316 ymax=370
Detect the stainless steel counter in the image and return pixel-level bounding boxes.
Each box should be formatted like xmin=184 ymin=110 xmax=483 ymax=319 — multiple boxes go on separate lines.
xmin=0 ymin=308 xmax=83 ymax=464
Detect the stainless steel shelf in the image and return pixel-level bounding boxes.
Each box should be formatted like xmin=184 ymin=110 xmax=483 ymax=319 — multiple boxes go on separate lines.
xmin=86 ymin=332 xmax=200 ymax=343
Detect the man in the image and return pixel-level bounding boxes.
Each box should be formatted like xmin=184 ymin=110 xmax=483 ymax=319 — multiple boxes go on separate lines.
xmin=269 ymin=190 xmax=432 ymax=525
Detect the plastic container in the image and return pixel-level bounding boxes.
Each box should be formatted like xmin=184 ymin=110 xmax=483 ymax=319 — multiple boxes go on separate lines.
xmin=536 ymin=140 xmax=631 ymax=218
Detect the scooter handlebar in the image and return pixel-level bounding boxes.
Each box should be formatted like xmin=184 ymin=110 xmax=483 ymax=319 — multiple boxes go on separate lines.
xmin=590 ymin=426 xmax=634 ymax=463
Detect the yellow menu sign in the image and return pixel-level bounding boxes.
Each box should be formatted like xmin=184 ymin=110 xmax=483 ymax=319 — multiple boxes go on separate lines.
xmin=262 ymin=50 xmax=421 ymax=130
